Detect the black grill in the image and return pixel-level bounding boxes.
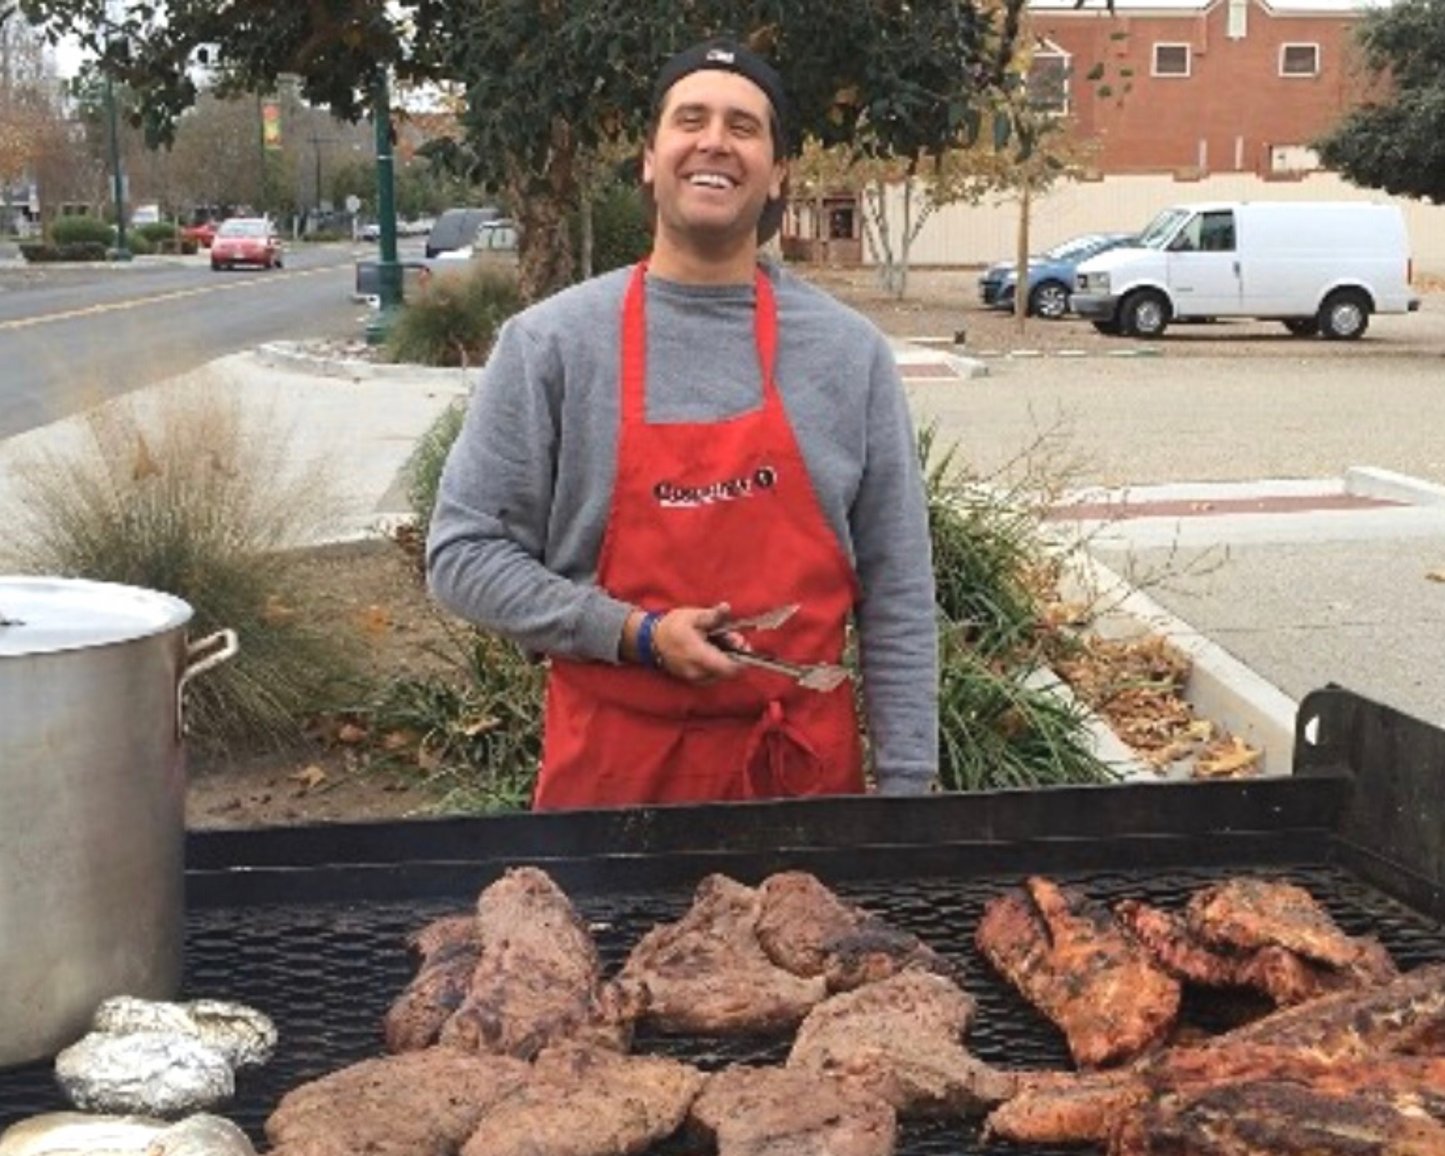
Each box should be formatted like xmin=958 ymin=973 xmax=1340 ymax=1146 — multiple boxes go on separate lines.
xmin=3 ymin=687 xmax=1443 ymax=1155
xmin=3 ymin=863 xmax=1444 ymax=1155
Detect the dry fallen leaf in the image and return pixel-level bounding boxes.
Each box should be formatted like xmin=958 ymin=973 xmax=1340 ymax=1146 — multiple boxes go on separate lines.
xmin=1194 ymin=735 xmax=1262 ymax=779
xmin=261 ymin=593 xmax=298 ymax=624
xmin=381 ymin=728 xmax=418 ymax=752
xmin=1426 ymin=569 xmax=1445 ymax=584
xmin=336 ymin=722 xmax=369 ymax=745
xmin=132 ymin=433 xmax=162 ymax=481
xmin=289 ymin=765 xmax=327 ymax=792
xmin=359 ymin=604 xmax=393 ymax=634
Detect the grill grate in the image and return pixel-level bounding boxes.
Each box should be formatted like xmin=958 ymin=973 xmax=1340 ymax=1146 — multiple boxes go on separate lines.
xmin=2 ymin=863 xmax=1443 ymax=1155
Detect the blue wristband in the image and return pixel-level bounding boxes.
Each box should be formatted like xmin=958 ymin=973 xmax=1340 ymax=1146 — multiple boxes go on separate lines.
xmin=636 ymin=612 xmax=664 ymax=669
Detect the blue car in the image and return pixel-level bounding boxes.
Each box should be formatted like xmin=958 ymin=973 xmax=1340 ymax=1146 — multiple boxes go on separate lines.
xmin=978 ymin=231 xmax=1138 ymax=319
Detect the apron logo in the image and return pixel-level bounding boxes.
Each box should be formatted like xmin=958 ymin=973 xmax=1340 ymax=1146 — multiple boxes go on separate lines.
xmin=653 ymin=466 xmax=778 ymax=508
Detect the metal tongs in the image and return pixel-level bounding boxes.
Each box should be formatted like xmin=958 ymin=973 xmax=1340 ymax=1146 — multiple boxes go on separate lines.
xmin=707 ymin=603 xmax=853 ymax=693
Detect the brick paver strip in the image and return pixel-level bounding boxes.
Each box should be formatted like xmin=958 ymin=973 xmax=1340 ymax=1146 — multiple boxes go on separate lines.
xmin=1046 ymin=494 xmax=1405 ymax=522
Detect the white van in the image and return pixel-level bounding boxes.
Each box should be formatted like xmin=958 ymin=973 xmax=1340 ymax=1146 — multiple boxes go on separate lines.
xmin=1070 ymin=201 xmax=1420 ymax=340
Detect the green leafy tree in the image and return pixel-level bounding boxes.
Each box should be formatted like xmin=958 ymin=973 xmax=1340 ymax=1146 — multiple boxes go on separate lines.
xmin=1315 ymin=0 xmax=1445 ymax=201
xmin=19 ymin=0 xmax=1024 ymax=301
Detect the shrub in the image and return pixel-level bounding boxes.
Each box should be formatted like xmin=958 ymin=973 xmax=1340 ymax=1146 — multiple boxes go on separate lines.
xmin=122 ymin=232 xmax=155 ymax=256
xmin=56 ymin=242 xmax=109 ymax=262
xmin=403 ymin=400 xmax=465 ymax=547
xmin=19 ymin=242 xmax=59 ymax=263
xmin=384 ymin=264 xmax=521 ymax=367
xmin=136 ymin=222 xmax=178 ymax=244
xmin=579 ymin=181 xmax=651 ymax=276
xmin=369 ymin=628 xmax=545 ymax=814
xmin=0 ymin=379 xmax=364 ymax=756
xmin=51 ymin=216 xmax=115 ymax=246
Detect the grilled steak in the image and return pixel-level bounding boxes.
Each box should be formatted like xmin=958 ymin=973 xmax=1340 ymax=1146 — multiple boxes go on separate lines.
xmin=619 ymin=874 xmax=828 ymax=1035
xmin=385 ymin=914 xmax=481 ymax=1052
xmin=1185 ymin=877 xmax=1397 ymax=983
xmin=264 ymin=1047 xmax=530 ymax=1156
xmin=440 ymin=867 xmax=644 ymax=1059
xmin=1111 ymin=1073 xmax=1445 ymax=1156
xmin=459 ymin=1043 xmax=704 ymax=1156
xmin=975 ymin=877 xmax=1181 ymax=1068
xmin=690 ymin=1064 xmax=898 ymax=1156
xmin=787 ymin=970 xmax=1019 ymax=1116
xmin=1116 ymin=899 xmax=1364 ymax=1006
xmin=755 ymin=870 xmax=951 ymax=991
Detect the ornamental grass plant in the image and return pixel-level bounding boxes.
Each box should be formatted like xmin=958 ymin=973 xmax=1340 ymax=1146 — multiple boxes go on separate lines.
xmin=920 ymin=422 xmax=1117 ymax=791
xmin=0 ymin=378 xmax=364 ymax=755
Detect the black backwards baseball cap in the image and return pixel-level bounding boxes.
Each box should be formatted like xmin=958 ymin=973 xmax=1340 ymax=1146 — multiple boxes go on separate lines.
xmin=651 ymin=38 xmax=794 ymax=156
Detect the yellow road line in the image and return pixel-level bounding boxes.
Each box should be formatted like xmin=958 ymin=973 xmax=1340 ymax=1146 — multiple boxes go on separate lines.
xmin=0 ymin=265 xmax=334 ymax=333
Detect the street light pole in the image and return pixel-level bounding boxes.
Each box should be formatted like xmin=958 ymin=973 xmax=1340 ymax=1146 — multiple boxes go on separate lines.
xmin=365 ymin=70 xmax=403 ymax=344
xmin=104 ymin=64 xmax=131 ymax=261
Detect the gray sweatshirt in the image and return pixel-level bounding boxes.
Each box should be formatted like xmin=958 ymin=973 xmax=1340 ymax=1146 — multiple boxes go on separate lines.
xmin=427 ymin=261 xmax=938 ymax=794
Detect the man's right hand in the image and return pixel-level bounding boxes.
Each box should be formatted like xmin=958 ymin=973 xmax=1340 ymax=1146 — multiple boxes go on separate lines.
xmin=648 ymin=604 xmax=745 ymax=685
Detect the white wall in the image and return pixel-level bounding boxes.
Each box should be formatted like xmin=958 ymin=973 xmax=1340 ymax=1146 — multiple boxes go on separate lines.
xmin=878 ymin=173 xmax=1445 ymax=276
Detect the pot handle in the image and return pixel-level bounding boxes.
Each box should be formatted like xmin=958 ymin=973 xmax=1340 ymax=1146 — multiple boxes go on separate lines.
xmin=177 ymin=629 xmax=240 ymax=735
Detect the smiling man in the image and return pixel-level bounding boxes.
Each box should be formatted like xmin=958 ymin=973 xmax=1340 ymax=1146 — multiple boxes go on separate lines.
xmin=427 ymin=38 xmax=939 ymax=808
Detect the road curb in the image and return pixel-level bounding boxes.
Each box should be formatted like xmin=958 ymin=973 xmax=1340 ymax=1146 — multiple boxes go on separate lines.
xmin=1346 ymin=465 xmax=1445 ymax=507
xmin=255 ymin=341 xmax=474 ymax=385
xmin=1059 ymin=551 xmax=1299 ymax=778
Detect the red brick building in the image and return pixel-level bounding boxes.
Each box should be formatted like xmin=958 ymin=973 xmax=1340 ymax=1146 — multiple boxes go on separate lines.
xmin=1027 ymin=0 xmax=1376 ymax=178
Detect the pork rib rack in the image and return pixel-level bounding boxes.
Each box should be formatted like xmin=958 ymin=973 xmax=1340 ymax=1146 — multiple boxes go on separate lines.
xmin=983 ymin=961 xmax=1445 ymax=1148
xmin=976 ymin=876 xmax=1181 ymax=1068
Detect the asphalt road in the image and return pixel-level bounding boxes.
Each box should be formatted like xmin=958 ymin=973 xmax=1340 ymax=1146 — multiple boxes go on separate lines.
xmin=0 ymin=244 xmax=366 ymax=438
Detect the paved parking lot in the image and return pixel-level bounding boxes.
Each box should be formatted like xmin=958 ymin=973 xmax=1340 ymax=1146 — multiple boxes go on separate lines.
xmin=903 ymin=307 xmax=1445 ymax=747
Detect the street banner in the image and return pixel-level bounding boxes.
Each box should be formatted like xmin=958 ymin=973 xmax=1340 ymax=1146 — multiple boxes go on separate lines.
xmin=262 ymin=100 xmax=282 ymax=150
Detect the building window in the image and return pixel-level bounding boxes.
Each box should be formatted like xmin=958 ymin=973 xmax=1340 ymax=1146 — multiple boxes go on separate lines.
xmin=1027 ymin=41 xmax=1071 ymax=114
xmin=1226 ymin=0 xmax=1248 ymax=40
xmin=1152 ymin=43 xmax=1192 ymax=77
xmin=1279 ymin=43 xmax=1320 ymax=77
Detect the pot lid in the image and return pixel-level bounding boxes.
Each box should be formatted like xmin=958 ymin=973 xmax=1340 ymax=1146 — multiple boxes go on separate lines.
xmin=0 ymin=576 xmax=194 ymax=657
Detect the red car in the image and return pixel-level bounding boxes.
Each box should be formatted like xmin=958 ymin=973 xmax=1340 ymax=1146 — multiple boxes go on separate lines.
xmin=210 ymin=218 xmax=284 ymax=270
xmin=180 ymin=220 xmax=219 ymax=248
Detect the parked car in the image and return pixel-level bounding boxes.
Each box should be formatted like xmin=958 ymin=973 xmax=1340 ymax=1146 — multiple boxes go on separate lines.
xmin=430 ymin=218 xmax=521 ymax=264
xmin=424 ymin=207 xmax=502 ymax=258
xmin=210 ymin=218 xmax=283 ymax=270
xmin=1070 ymin=201 xmax=1420 ymax=339
xmin=180 ymin=220 xmax=219 ymax=248
xmin=979 ymin=231 xmax=1138 ymax=319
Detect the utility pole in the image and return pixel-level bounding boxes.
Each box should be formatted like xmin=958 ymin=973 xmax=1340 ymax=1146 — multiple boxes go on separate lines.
xmin=105 ymin=62 xmax=131 ymax=260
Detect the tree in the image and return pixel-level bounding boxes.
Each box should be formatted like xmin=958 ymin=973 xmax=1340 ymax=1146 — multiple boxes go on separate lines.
xmin=1 ymin=10 xmax=67 ymax=216
xmin=19 ymin=0 xmax=1024 ymax=301
xmin=789 ymin=41 xmax=1097 ymax=303
xmin=1315 ymin=0 xmax=1445 ymax=201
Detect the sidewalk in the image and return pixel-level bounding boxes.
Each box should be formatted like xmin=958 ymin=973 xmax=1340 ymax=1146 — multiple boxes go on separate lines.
xmin=0 ymin=344 xmax=471 ymax=547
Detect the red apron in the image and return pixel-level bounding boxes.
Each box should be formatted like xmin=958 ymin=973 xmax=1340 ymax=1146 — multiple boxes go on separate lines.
xmin=534 ymin=262 xmax=864 ymax=808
